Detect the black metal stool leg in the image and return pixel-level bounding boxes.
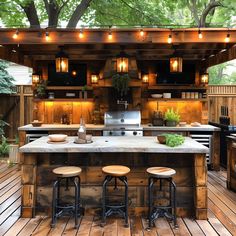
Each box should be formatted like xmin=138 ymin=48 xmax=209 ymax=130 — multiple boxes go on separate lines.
xmin=51 ymin=179 xmax=59 ymax=228
xmin=101 ymin=175 xmax=111 ymax=226
xmin=148 ymin=177 xmax=154 ymax=229
xmin=171 ymin=179 xmax=178 ymax=228
xmin=74 ymin=176 xmax=80 ymax=228
xmin=123 ymin=176 xmax=129 ymax=227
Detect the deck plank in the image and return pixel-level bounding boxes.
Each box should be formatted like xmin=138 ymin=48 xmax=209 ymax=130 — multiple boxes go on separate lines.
xmin=47 ymin=217 xmax=70 ymax=236
xmin=196 ymin=220 xmax=218 ymax=236
xmin=183 ymin=218 xmax=204 ymax=235
xmin=17 ymin=216 xmax=44 ymax=236
xmin=170 ymin=218 xmax=191 ymax=236
xmin=32 ymin=217 xmax=51 ymax=236
xmin=155 ymin=218 xmax=174 ymax=236
xmin=76 ymin=215 xmax=94 ymax=236
xmin=4 ymin=218 xmax=30 ymax=236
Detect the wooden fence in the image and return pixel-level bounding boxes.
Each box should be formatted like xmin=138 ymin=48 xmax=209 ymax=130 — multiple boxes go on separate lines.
xmin=208 ymin=85 xmax=236 ymax=125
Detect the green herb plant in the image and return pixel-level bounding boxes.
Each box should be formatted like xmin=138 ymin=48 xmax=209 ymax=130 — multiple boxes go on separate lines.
xmin=0 ymin=136 xmax=9 ymax=157
xmin=164 ymin=108 xmax=180 ymax=122
xmin=112 ymin=73 xmax=130 ymax=97
xmin=162 ymin=133 xmax=185 ymax=147
xmin=35 ymin=79 xmax=47 ymax=98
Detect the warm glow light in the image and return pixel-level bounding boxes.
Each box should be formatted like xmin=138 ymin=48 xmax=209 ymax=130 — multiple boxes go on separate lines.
xmin=170 ymin=57 xmax=183 ymax=73
xmin=72 ymin=70 xmax=77 ymax=76
xmin=12 ymin=30 xmax=19 ymax=39
xmin=91 ymin=74 xmax=98 ymax=84
xmin=198 ymin=29 xmax=203 ymax=39
xmin=140 ymin=29 xmax=144 ymax=37
xmin=32 ymin=73 xmax=40 ymax=84
xmin=200 ymin=73 xmax=209 ymax=85
xmin=225 ymin=33 xmax=230 ymax=43
xmin=55 ymin=47 xmax=69 ymax=73
xmin=108 ymin=31 xmax=112 ymax=40
xmin=167 ymin=34 xmax=172 ymax=44
xmin=142 ymin=74 xmax=149 ymax=83
xmin=45 ymin=32 xmax=50 ymax=41
xmin=79 ymin=29 xmax=84 ymax=39
xmin=117 ymin=56 xmax=129 ymax=73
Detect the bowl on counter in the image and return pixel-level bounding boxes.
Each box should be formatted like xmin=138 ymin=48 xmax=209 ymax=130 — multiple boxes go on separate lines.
xmin=163 ymin=93 xmax=171 ymax=98
xmin=157 ymin=135 xmax=166 ymax=144
xmin=190 ymin=122 xmax=201 ymax=127
xmin=31 ymin=120 xmax=43 ymax=127
xmin=151 ymin=94 xmax=163 ymax=98
xmin=179 ymin=122 xmax=187 ymax=127
xmin=48 ymin=134 xmax=68 ymax=142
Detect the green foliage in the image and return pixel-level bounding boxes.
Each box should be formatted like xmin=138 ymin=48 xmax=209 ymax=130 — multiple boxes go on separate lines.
xmin=164 ymin=108 xmax=180 ymax=122
xmin=112 ymin=73 xmax=130 ymax=97
xmin=0 ymin=0 xmax=235 ymax=28
xmin=0 ymin=60 xmax=15 ymax=94
xmin=162 ymin=133 xmax=185 ymax=147
xmin=0 ymin=136 xmax=9 ymax=157
xmin=208 ymin=60 xmax=236 ymax=85
xmin=0 ymin=120 xmax=9 ymax=137
xmin=35 ymin=79 xmax=47 ymax=98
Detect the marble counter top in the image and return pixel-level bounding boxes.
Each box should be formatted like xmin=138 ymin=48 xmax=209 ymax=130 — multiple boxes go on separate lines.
xmin=19 ymin=136 xmax=209 ymax=154
xmin=18 ymin=124 xmax=220 ymax=132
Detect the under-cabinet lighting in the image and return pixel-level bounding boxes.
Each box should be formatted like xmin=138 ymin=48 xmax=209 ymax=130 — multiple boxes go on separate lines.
xmin=225 ymin=33 xmax=230 ymax=43
xmin=140 ymin=29 xmax=144 ymax=37
xmin=167 ymin=34 xmax=172 ymax=44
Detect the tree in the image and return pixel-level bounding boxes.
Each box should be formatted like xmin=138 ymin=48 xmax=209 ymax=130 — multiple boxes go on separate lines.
xmin=0 ymin=60 xmax=15 ymax=94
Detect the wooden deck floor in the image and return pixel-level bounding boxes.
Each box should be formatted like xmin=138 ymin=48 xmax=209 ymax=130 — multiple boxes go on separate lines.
xmin=0 ymin=164 xmax=236 ymax=236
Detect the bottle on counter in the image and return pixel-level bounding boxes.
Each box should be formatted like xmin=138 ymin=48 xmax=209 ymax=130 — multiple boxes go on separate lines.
xmin=78 ymin=117 xmax=86 ymax=140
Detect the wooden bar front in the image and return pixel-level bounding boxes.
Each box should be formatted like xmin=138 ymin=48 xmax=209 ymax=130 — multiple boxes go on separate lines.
xmin=20 ymin=136 xmax=208 ymax=220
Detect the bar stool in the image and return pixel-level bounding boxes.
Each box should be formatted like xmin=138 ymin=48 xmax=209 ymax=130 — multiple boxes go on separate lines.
xmin=147 ymin=167 xmax=177 ymax=229
xmin=51 ymin=166 xmax=82 ymax=228
xmin=101 ymin=165 xmax=130 ymax=227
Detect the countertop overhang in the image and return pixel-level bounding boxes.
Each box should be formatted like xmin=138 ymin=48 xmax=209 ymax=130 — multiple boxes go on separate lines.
xmin=18 ymin=124 xmax=220 ymax=132
xmin=19 ymin=136 xmax=209 ymax=154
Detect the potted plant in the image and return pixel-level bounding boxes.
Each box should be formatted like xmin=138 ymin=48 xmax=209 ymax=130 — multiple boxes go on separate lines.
xmin=0 ymin=135 xmax=9 ymax=158
xmin=35 ymin=79 xmax=47 ymax=98
xmin=112 ymin=73 xmax=130 ymax=97
xmin=164 ymin=108 xmax=180 ymax=127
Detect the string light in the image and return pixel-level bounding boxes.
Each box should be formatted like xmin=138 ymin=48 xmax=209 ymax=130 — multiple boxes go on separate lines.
xmin=198 ymin=29 xmax=203 ymax=39
xmin=79 ymin=29 xmax=84 ymax=39
xmin=45 ymin=31 xmax=50 ymax=41
xmin=108 ymin=30 xmax=112 ymax=40
xmin=140 ymin=29 xmax=144 ymax=37
xmin=225 ymin=33 xmax=230 ymax=43
xmin=12 ymin=29 xmax=19 ymax=39
xmin=167 ymin=34 xmax=172 ymax=44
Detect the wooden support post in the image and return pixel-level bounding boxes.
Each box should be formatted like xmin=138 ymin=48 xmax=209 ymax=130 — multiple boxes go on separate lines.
xmin=20 ymin=85 xmax=25 ymax=126
xmin=21 ymin=153 xmax=37 ymax=218
xmin=212 ymin=132 xmax=220 ymax=171
xmin=194 ymin=153 xmax=207 ymax=220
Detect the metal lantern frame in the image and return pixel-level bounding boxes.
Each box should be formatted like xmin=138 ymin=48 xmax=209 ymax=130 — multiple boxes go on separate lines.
xmin=170 ymin=57 xmax=183 ymax=73
xmin=116 ymin=51 xmax=129 ymax=73
xmin=200 ymin=73 xmax=209 ymax=85
xmin=55 ymin=47 xmax=69 ymax=73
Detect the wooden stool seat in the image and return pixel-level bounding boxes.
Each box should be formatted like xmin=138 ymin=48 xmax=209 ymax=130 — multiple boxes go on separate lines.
xmin=53 ymin=166 xmax=82 ymax=178
xmin=147 ymin=167 xmax=176 ymax=178
xmin=102 ymin=165 xmax=130 ymax=177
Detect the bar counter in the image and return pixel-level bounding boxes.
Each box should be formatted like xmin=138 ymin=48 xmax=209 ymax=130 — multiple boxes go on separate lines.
xmin=19 ymin=136 xmax=209 ymax=220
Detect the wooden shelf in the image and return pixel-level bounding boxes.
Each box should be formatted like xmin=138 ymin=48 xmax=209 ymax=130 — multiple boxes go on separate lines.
xmin=33 ymin=98 xmax=94 ymax=102
xmin=147 ymin=98 xmax=208 ymax=102
xmin=148 ymin=85 xmax=207 ymax=90
xmin=46 ymin=86 xmax=93 ymax=90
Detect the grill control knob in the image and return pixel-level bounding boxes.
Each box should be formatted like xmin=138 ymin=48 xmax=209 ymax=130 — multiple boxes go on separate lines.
xmin=133 ymin=131 xmax=137 ymax=136
xmin=109 ymin=131 xmax=113 ymax=135
xmin=121 ymin=131 xmax=125 ymax=136
xmin=121 ymin=118 xmax=124 ymax=123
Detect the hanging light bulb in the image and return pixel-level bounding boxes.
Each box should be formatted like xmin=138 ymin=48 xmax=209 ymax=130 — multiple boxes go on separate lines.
xmin=45 ymin=31 xmax=50 ymax=41
xmin=198 ymin=29 xmax=203 ymax=39
xmin=167 ymin=34 xmax=172 ymax=44
xmin=108 ymin=30 xmax=112 ymax=40
xmin=225 ymin=33 xmax=230 ymax=43
xmin=140 ymin=29 xmax=144 ymax=37
xmin=12 ymin=30 xmax=19 ymax=39
xmin=79 ymin=29 xmax=84 ymax=39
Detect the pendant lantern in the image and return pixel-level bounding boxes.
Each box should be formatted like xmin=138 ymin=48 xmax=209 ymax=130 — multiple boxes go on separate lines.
xmin=55 ymin=47 xmax=69 ymax=73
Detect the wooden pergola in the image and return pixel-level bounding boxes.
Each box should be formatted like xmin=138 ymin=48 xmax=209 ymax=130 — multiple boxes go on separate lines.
xmin=0 ymin=28 xmax=235 ymax=69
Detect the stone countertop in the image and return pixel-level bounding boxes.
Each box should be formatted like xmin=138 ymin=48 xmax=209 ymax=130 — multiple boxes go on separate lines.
xmin=18 ymin=124 xmax=220 ymax=132
xmin=19 ymin=136 xmax=209 ymax=154
xmin=142 ymin=124 xmax=220 ymax=131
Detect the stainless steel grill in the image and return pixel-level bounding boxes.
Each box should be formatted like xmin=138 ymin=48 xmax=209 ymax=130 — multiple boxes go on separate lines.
xmin=103 ymin=111 xmax=143 ymax=136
